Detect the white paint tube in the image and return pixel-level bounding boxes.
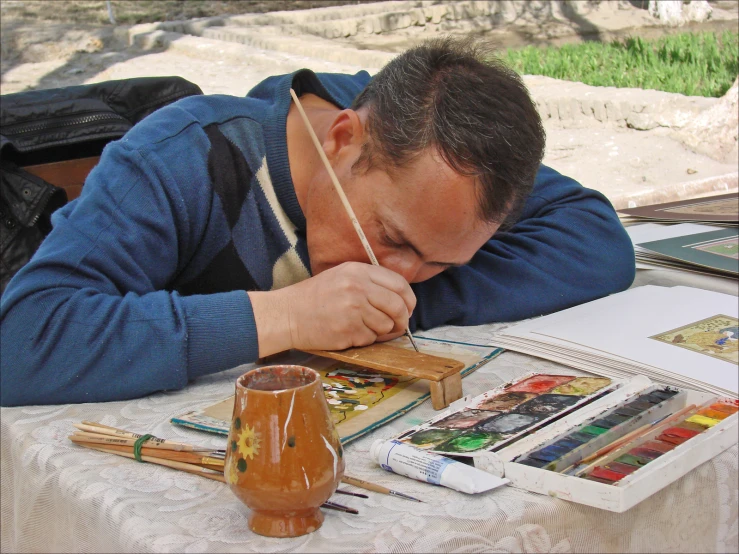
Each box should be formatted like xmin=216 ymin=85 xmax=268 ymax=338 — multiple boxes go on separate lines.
xmin=370 ymin=439 xmax=509 ymax=494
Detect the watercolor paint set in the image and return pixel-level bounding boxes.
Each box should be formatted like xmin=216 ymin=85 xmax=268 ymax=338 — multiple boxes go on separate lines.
xmin=396 ymin=373 xmax=618 ymax=456
xmin=476 ymin=375 xmax=738 ymax=512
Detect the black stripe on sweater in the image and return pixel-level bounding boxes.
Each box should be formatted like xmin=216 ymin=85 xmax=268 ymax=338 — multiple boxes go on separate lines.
xmin=178 ymin=239 xmax=259 ymax=295
xmin=204 ymin=124 xmax=253 ymax=229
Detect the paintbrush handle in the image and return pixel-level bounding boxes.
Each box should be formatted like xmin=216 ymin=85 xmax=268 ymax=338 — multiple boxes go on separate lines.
xmin=75 ymin=422 xmax=197 ymax=451
xmin=322 ymin=500 xmax=359 ymax=515
xmin=289 ymin=89 xmax=378 ymax=266
xmin=80 ymin=421 xmax=121 ymax=432
xmin=335 ymin=488 xmax=369 ymax=499
xmin=342 ymin=475 xmax=391 ymax=494
xmin=71 ymin=431 xmax=212 ymax=453
xmin=342 ymin=475 xmax=421 ymax=502
xmin=69 ymin=437 xmax=224 ymax=469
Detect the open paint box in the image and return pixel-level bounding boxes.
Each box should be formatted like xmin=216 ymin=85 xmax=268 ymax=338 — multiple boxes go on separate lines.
xmin=396 ymin=373 xmax=738 ymax=512
xmin=476 ymin=375 xmax=737 ymax=512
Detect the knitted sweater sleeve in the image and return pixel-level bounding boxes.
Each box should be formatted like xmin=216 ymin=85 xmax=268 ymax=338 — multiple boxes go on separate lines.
xmin=410 ymin=165 xmax=636 ymax=329
xmin=0 ymin=139 xmax=259 ymax=406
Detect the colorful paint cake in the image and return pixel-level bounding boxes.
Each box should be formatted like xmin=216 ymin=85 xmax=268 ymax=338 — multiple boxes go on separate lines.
xmin=685 ymin=414 xmax=720 ymax=428
xmin=602 ymin=461 xmax=639 ymax=475
xmin=506 ymin=375 xmax=576 ymax=394
xmin=656 ymin=427 xmax=700 ymax=445
xmin=478 ymin=413 xmax=545 ymax=434
xmin=516 ymin=387 xmax=680 ymax=470
xmin=398 ymin=373 xmax=614 ymax=455
xmin=590 ymin=467 xmax=628 ymax=481
xmin=516 ymin=394 xmax=581 ymax=415
xmin=435 ymin=431 xmax=502 ymax=453
xmin=578 ymin=397 xmax=734 ymax=485
xmin=474 ymin=392 xmax=534 ymax=411
xmin=401 ymin=428 xmax=461 ymax=449
xmin=710 ymin=401 xmax=738 ymax=415
xmin=550 ymin=377 xmax=613 ymax=396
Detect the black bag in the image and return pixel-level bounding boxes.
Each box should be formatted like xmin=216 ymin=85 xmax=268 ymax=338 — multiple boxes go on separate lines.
xmin=0 ymin=77 xmax=203 ymax=293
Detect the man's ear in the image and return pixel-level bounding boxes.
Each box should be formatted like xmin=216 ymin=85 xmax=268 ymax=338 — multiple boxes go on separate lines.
xmin=324 ymin=109 xmax=365 ymax=161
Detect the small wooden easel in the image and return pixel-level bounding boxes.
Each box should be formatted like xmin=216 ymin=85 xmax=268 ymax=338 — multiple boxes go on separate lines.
xmin=305 ymin=343 xmax=466 ymax=410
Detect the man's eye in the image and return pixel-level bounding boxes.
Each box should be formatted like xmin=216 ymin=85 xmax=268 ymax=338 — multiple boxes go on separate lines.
xmin=381 ymin=231 xmax=402 ymax=248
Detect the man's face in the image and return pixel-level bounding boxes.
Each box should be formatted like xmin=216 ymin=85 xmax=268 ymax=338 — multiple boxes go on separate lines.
xmin=303 ymin=145 xmax=500 ymax=283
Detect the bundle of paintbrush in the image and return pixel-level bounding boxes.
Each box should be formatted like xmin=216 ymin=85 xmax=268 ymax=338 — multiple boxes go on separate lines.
xmin=68 ymin=422 xmax=360 ymax=514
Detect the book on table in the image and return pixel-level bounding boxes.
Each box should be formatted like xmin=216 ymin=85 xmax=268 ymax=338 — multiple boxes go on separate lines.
xmin=625 ymin=222 xmax=738 ymax=278
xmin=618 ymin=192 xmax=738 ymax=226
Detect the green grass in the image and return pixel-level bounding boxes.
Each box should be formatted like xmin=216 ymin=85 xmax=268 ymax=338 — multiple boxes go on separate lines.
xmin=502 ymin=31 xmax=739 ymax=98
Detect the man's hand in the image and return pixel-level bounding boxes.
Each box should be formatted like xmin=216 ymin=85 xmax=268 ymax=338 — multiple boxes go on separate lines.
xmin=248 ymin=262 xmax=416 ymax=357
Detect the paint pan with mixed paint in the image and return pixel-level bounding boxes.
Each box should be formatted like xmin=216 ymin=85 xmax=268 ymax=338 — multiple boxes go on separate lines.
xmin=397 ymin=373 xmax=616 ymax=456
xmin=485 ymin=377 xmax=738 ymax=512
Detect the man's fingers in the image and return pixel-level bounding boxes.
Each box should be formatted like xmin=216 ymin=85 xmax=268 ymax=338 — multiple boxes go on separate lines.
xmin=365 ymin=284 xmax=410 ymax=332
xmin=360 ymin=305 xmax=396 ymax=338
xmin=365 ymin=265 xmax=416 ymax=315
xmin=275 ymin=262 xmax=417 ymax=354
xmin=376 ymin=330 xmax=406 ymax=343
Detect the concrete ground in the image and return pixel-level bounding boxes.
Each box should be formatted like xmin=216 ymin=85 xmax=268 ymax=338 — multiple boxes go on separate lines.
xmin=1 ymin=0 xmax=737 ymax=209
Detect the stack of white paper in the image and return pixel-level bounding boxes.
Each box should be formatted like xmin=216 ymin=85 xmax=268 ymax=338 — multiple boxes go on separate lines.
xmin=491 ymin=286 xmax=738 ymax=396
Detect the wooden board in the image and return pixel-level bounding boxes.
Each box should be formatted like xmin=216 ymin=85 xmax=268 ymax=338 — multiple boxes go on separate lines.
xmin=428 ymin=373 xmax=463 ymax=410
xmin=305 ymin=343 xmax=467 ymax=409
xmin=304 ymin=343 xmax=465 ymax=381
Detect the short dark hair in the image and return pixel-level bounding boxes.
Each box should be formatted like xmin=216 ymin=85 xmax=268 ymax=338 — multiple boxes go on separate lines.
xmin=351 ymin=36 xmax=545 ymax=227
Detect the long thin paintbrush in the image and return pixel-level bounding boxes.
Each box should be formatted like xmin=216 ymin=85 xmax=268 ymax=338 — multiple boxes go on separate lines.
xmin=341 ymin=475 xmax=422 ymax=502
xmin=289 ymin=88 xmax=420 ymax=353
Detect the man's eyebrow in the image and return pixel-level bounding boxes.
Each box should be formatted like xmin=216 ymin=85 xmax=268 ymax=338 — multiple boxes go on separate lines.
xmin=385 ymin=223 xmax=472 ymax=268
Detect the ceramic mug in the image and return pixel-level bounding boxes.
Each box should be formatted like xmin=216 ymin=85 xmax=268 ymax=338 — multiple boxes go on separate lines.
xmin=225 ymin=365 xmax=345 ymax=537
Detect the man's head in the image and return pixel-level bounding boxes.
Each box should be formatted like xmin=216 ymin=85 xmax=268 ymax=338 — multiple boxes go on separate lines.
xmin=301 ymin=37 xmax=545 ymax=282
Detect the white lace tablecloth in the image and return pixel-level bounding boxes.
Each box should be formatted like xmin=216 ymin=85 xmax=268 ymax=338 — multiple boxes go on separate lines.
xmin=2 ymin=315 xmax=737 ymax=553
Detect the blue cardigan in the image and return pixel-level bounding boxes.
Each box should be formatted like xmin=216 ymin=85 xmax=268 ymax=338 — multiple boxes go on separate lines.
xmin=0 ymin=70 xmax=635 ymax=406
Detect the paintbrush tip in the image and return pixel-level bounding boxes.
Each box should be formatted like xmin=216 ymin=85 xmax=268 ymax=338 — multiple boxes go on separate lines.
xmin=322 ymin=501 xmax=359 ymax=515
xmin=405 ymin=330 xmax=420 ymax=352
xmin=335 ymin=488 xmax=369 ymax=499
xmin=390 ymin=490 xmax=423 ymax=502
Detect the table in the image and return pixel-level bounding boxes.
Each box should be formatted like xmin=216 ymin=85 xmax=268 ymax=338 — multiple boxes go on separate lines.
xmin=2 ymin=276 xmax=737 ymax=553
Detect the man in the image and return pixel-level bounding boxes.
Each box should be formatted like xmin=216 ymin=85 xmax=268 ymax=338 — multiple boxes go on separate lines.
xmin=0 ymin=38 xmax=634 ymax=406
